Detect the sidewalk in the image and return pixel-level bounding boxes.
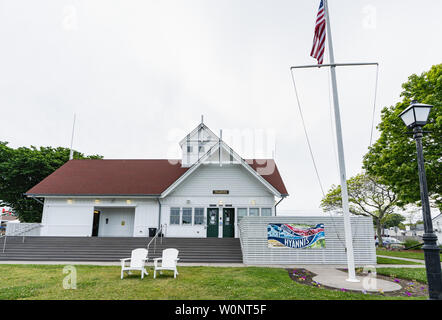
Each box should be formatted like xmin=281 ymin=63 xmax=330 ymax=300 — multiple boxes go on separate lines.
xmin=305 ymin=266 xmax=402 ymax=292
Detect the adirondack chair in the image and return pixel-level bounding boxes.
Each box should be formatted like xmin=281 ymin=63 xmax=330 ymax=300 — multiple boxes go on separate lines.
xmin=153 ymin=248 xmax=180 ymax=279
xmin=120 ymin=248 xmax=149 ymax=279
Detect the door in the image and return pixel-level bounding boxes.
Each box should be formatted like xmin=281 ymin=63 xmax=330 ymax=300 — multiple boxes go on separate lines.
xmin=223 ymin=208 xmax=235 ymax=238
xmin=207 ymin=208 xmax=219 ymax=237
xmin=92 ymin=210 xmax=100 ymax=237
xmin=98 ymin=208 xmax=135 ymax=237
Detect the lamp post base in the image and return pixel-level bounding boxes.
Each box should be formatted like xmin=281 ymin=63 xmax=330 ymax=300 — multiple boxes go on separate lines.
xmin=422 ymin=233 xmax=442 ymax=300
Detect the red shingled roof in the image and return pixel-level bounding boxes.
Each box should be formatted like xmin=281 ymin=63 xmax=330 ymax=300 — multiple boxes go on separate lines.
xmin=25 ymin=159 xmax=288 ymax=196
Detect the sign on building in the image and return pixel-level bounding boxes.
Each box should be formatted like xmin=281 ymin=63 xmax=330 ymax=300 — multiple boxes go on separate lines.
xmin=267 ymin=223 xmax=325 ymax=249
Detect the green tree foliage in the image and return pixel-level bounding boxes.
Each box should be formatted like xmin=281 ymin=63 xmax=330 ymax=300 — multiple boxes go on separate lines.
xmin=363 ymin=64 xmax=442 ymax=209
xmin=320 ymin=173 xmax=399 ymax=247
xmin=0 ymin=142 xmax=102 ymax=222
xmin=382 ymin=213 xmax=406 ymax=229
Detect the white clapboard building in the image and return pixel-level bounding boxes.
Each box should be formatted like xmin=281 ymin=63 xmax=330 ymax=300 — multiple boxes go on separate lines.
xmin=433 ymin=213 xmax=442 ymax=245
xmin=25 ymin=122 xmax=288 ymax=238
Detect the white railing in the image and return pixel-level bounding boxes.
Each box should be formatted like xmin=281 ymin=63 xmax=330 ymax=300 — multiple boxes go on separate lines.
xmin=147 ymin=224 xmax=166 ymax=258
xmin=6 ymin=223 xmax=42 ymax=236
xmin=2 ymin=223 xmax=42 ymax=253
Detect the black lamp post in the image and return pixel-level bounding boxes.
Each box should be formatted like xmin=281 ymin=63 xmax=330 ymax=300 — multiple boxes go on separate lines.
xmin=399 ymin=100 xmax=442 ymax=300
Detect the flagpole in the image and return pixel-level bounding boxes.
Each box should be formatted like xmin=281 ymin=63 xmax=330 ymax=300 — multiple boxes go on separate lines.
xmin=323 ymin=0 xmax=359 ymax=282
xmin=69 ymin=113 xmax=76 ymax=160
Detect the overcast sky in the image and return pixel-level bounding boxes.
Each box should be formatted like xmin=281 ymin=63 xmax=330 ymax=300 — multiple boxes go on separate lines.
xmin=0 ymin=0 xmax=441 ymax=213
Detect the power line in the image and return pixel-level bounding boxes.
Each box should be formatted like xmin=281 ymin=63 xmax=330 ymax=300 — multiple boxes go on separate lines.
xmin=289 ymin=69 xmax=326 ymax=197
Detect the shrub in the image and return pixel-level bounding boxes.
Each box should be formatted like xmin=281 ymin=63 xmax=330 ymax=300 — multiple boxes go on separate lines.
xmin=404 ymin=239 xmax=422 ymax=249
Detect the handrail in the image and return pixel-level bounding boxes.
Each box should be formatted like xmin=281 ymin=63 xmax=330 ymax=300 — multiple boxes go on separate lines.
xmin=237 ymin=221 xmax=245 ymax=255
xmin=2 ymin=223 xmax=42 ymax=253
xmin=146 ymin=224 xmax=165 ymax=257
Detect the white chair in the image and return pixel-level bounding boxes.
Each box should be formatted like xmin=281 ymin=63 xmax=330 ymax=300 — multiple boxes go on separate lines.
xmin=153 ymin=248 xmax=180 ymax=279
xmin=120 ymin=248 xmax=149 ymax=279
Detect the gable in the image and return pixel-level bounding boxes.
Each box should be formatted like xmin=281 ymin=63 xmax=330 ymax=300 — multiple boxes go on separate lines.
xmin=168 ymin=164 xmax=274 ymax=198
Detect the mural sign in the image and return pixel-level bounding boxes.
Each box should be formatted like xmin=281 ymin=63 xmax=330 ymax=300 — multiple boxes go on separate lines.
xmin=267 ymin=223 xmax=325 ymax=249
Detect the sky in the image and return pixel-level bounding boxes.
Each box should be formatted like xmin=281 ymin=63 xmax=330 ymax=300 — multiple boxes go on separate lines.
xmin=0 ymin=0 xmax=441 ymax=213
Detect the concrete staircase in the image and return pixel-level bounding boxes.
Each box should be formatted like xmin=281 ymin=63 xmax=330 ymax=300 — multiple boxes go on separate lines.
xmin=0 ymin=236 xmax=243 ymax=263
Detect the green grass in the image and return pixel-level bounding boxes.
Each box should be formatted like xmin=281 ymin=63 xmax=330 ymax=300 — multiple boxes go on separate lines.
xmin=376 ymin=256 xmax=423 ymax=265
xmin=377 ymin=248 xmax=442 ymax=261
xmin=376 ymin=268 xmax=427 ymax=284
xmin=0 ymin=264 xmax=422 ymax=300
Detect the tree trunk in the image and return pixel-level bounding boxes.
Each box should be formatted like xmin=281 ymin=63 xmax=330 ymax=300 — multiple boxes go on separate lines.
xmin=376 ymin=221 xmax=383 ymax=247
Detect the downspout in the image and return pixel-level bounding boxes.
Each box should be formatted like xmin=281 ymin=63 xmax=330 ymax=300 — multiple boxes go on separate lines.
xmin=157 ymin=198 xmax=162 ymax=231
xmin=274 ymin=195 xmax=287 ymax=216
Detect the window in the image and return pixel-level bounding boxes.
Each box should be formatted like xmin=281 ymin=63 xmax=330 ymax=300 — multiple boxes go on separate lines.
xmin=199 ymin=145 xmax=205 ymax=153
xmin=237 ymin=208 xmax=247 ymax=223
xmin=187 ymin=146 xmax=193 ymax=152
xmin=261 ymin=208 xmax=272 ymax=216
xmin=170 ymin=208 xmax=180 ymax=225
xmin=182 ymin=208 xmax=192 ymax=225
xmin=249 ymin=208 xmax=259 ymax=217
xmin=194 ymin=208 xmax=204 ymax=225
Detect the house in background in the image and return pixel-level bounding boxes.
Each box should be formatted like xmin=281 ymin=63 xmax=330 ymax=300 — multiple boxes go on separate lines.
xmin=25 ymin=121 xmax=288 ymax=238
xmin=0 ymin=214 xmax=20 ymax=236
xmin=433 ymin=214 xmax=442 ymax=246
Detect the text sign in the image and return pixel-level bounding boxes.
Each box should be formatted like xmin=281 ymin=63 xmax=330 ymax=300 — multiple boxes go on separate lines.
xmin=267 ymin=223 xmax=325 ymax=249
xmin=213 ymin=190 xmax=229 ymax=194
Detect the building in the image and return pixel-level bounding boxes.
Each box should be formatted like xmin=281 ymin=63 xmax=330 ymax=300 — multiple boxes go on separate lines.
xmin=25 ymin=121 xmax=288 ymax=238
xmin=1 ymin=215 xmax=19 ymax=236
xmin=433 ymin=213 xmax=442 ymax=246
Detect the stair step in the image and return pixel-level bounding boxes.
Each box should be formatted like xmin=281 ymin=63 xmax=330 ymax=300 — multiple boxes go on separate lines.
xmin=0 ymin=236 xmax=243 ymax=263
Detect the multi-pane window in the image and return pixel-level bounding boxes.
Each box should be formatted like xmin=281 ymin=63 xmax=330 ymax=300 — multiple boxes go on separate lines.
xmin=261 ymin=208 xmax=272 ymax=216
xmin=237 ymin=208 xmax=248 ymax=223
xmin=182 ymin=208 xmax=192 ymax=225
xmin=249 ymin=208 xmax=259 ymax=217
xmin=194 ymin=208 xmax=204 ymax=225
xmin=170 ymin=208 xmax=180 ymax=225
xmin=187 ymin=146 xmax=193 ymax=152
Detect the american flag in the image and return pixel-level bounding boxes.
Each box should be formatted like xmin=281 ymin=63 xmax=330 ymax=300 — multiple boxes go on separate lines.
xmin=310 ymin=0 xmax=326 ymax=65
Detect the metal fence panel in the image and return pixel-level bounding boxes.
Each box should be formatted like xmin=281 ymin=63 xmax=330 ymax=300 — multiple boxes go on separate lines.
xmin=239 ymin=216 xmax=376 ymax=265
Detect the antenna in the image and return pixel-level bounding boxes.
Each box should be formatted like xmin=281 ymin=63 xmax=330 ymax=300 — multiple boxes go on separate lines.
xmin=274 ymin=139 xmax=277 ymax=160
xmin=69 ymin=113 xmax=76 ymax=160
xmin=219 ymin=129 xmax=222 ymax=167
xmin=201 ymin=115 xmax=204 ymax=124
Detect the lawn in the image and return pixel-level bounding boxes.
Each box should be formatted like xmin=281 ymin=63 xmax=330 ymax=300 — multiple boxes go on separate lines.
xmin=0 ymin=264 xmax=423 ymax=300
xmin=377 ymin=248 xmax=442 ymax=262
xmin=376 ymin=256 xmax=423 ymax=265
xmin=376 ymin=268 xmax=427 ymax=284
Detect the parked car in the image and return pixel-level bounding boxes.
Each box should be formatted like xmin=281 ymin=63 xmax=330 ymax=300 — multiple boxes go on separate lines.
xmin=375 ymin=237 xmax=404 ymax=248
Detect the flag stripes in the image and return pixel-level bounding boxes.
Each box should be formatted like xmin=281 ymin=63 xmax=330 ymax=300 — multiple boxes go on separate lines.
xmin=310 ymin=0 xmax=326 ymax=65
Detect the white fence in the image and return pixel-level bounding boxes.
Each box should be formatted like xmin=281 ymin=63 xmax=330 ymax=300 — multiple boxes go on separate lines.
xmin=5 ymin=223 xmax=41 ymax=236
xmin=239 ymin=216 xmax=376 ymax=265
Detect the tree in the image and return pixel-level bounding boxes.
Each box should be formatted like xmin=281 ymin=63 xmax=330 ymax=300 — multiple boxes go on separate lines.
xmin=0 ymin=142 xmax=102 ymax=222
xmin=320 ymin=173 xmax=399 ymax=247
xmin=383 ymin=213 xmax=406 ymax=229
xmin=363 ymin=64 xmax=442 ymax=210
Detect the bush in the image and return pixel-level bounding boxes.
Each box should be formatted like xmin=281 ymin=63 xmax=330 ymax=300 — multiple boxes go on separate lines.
xmin=404 ymin=239 xmax=422 ymax=249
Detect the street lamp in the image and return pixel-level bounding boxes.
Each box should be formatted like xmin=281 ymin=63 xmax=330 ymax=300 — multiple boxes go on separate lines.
xmin=399 ymin=100 xmax=442 ymax=300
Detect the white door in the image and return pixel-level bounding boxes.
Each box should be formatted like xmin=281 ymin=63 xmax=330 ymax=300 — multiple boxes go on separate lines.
xmin=98 ymin=208 xmax=135 ymax=237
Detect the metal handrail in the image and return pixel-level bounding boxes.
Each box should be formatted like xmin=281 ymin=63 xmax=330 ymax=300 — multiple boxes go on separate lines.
xmin=146 ymin=224 xmax=166 ymax=257
xmin=2 ymin=223 xmax=42 ymax=253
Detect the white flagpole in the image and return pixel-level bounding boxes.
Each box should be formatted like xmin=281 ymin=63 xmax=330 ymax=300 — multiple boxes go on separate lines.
xmin=69 ymin=113 xmax=76 ymax=160
xmin=323 ymin=0 xmax=359 ymax=282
